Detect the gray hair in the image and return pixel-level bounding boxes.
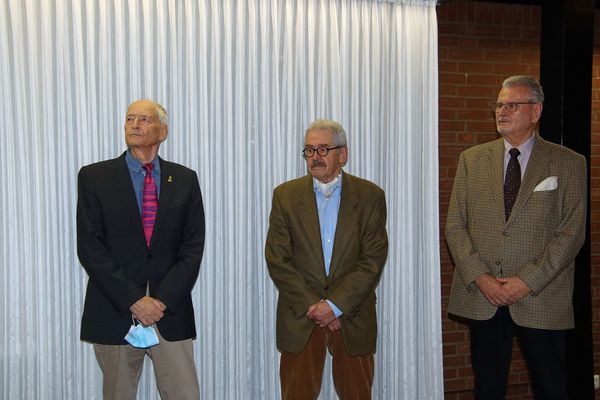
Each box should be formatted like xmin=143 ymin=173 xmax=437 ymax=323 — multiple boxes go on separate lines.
xmin=502 ymin=76 xmax=545 ymax=103
xmin=154 ymin=102 xmax=168 ymax=125
xmin=127 ymin=99 xmax=168 ymax=125
xmin=305 ymin=119 xmax=348 ymax=147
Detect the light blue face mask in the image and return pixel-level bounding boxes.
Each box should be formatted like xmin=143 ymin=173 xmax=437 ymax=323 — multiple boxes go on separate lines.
xmin=124 ymin=317 xmax=160 ymax=349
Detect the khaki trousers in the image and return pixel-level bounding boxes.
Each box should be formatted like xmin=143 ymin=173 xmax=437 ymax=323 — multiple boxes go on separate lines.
xmin=93 ymin=329 xmax=199 ymax=400
xmin=280 ymin=326 xmax=374 ymax=400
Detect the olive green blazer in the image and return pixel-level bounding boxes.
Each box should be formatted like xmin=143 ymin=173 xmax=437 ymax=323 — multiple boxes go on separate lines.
xmin=265 ymin=172 xmax=388 ymax=355
xmin=446 ymin=136 xmax=586 ymax=329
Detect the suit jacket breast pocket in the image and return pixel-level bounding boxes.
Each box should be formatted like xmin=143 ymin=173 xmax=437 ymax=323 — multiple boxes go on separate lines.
xmin=522 ymin=189 xmax=559 ymax=229
xmin=160 ymin=195 xmax=190 ymax=233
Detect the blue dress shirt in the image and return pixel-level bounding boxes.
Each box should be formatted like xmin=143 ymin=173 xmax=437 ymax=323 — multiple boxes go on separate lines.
xmin=314 ymin=177 xmax=343 ymax=317
xmin=125 ymin=150 xmax=161 ymax=213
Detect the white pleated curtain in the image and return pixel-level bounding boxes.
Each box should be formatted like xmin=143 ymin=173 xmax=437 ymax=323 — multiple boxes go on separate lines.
xmin=0 ymin=0 xmax=441 ymax=398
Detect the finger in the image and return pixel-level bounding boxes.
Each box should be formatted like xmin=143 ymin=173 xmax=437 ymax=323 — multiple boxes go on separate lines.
xmin=151 ymin=298 xmax=165 ymax=310
xmin=315 ymin=313 xmax=332 ymax=325
xmin=329 ymin=320 xmax=341 ymax=331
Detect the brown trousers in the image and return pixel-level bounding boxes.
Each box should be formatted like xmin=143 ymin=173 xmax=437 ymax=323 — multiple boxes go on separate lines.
xmin=280 ymin=327 xmax=374 ymax=400
xmin=93 ymin=329 xmax=199 ymax=400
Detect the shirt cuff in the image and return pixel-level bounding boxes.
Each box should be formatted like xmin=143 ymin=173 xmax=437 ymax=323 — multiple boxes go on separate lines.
xmin=326 ymin=300 xmax=343 ymax=318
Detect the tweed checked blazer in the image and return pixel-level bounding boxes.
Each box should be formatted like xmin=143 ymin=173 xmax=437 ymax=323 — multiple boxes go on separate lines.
xmin=446 ymin=136 xmax=586 ymax=330
xmin=265 ymin=172 xmax=388 ymax=356
xmin=77 ymin=153 xmax=205 ymax=344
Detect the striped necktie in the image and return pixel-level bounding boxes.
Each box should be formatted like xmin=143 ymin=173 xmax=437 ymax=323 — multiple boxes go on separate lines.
xmin=142 ymin=163 xmax=158 ymax=247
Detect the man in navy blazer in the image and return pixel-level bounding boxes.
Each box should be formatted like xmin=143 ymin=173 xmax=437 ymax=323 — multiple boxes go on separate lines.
xmin=77 ymin=99 xmax=205 ymax=399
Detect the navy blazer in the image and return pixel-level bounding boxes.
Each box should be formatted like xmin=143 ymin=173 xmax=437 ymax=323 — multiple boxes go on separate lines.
xmin=77 ymin=152 xmax=205 ymax=344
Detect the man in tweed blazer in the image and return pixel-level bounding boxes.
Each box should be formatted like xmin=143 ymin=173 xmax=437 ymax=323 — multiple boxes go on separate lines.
xmin=265 ymin=119 xmax=388 ymax=400
xmin=446 ymin=76 xmax=586 ymax=399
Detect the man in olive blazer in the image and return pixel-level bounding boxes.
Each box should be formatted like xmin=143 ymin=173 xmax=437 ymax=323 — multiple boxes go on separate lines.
xmin=265 ymin=120 xmax=388 ymax=400
xmin=446 ymin=76 xmax=586 ymax=399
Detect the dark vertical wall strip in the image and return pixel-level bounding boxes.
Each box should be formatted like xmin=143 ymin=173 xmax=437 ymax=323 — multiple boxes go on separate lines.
xmin=539 ymin=1 xmax=595 ymax=398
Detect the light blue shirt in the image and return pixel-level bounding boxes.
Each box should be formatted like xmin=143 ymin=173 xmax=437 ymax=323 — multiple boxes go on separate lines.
xmin=125 ymin=150 xmax=161 ymax=214
xmin=503 ymin=134 xmax=535 ymax=181
xmin=314 ymin=176 xmax=343 ymax=318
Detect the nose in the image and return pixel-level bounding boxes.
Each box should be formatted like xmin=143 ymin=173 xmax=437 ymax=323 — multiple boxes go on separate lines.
xmin=496 ymin=107 xmax=508 ymax=118
xmin=131 ymin=117 xmax=142 ymax=127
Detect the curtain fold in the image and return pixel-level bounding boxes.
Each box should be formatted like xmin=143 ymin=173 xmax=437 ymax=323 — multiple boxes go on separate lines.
xmin=0 ymin=0 xmax=442 ymax=398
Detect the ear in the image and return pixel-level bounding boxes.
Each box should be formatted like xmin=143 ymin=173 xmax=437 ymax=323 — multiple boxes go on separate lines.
xmin=159 ymin=124 xmax=169 ymax=142
xmin=340 ymin=146 xmax=349 ymax=167
xmin=532 ymin=103 xmax=543 ymax=123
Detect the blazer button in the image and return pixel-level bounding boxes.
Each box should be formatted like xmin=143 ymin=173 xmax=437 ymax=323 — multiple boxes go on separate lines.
xmin=495 ymin=261 xmax=501 ymax=265
xmin=147 ymin=254 xmax=152 ymax=260
xmin=324 ymin=285 xmax=329 ymax=291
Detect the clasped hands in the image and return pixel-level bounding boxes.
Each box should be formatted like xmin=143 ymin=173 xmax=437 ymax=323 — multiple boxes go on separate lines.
xmin=475 ymin=274 xmax=531 ymax=307
xmin=307 ymin=300 xmax=340 ymax=332
xmin=130 ymin=296 xmax=166 ymax=326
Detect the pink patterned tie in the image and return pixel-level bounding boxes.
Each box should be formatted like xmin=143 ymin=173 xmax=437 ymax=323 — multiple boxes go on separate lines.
xmin=142 ymin=163 xmax=158 ymax=247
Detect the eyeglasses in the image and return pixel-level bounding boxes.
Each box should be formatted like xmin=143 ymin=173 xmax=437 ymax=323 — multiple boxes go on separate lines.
xmin=302 ymin=145 xmax=344 ymax=158
xmin=494 ymin=102 xmax=535 ymax=113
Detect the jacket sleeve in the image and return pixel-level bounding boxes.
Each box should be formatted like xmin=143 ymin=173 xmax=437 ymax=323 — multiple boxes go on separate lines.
xmin=265 ymin=188 xmax=321 ymax=318
xmin=517 ymin=154 xmax=587 ymax=294
xmin=154 ymin=171 xmax=205 ymax=311
xmin=445 ymin=151 xmax=491 ymax=288
xmin=76 ymin=166 xmax=145 ymax=313
xmin=328 ymin=189 xmax=388 ymax=316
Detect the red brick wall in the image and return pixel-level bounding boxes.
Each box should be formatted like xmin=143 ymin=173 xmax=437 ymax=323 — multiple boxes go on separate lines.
xmin=439 ymin=2 xmax=600 ymax=399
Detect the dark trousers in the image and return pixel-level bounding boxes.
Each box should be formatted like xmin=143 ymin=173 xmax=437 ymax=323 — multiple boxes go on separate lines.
xmin=468 ymin=307 xmax=567 ymax=400
xmin=280 ymin=326 xmax=374 ymax=400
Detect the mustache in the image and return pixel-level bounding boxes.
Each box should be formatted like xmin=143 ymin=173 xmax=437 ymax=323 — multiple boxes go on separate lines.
xmin=311 ymin=160 xmax=326 ymax=168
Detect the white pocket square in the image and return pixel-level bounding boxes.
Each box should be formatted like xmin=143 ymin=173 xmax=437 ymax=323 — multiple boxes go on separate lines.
xmin=533 ymin=176 xmax=558 ymax=192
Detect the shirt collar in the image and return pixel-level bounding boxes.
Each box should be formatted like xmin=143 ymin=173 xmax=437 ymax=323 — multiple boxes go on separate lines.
xmin=125 ymin=149 xmax=160 ymax=174
xmin=313 ymin=173 xmax=342 ymax=198
xmin=503 ymin=134 xmax=535 ymax=158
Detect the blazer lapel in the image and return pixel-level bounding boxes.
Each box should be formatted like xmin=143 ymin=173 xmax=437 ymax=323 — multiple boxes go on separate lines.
xmin=113 ymin=154 xmax=146 ymax=240
xmin=151 ymin=158 xmax=174 ymax=245
xmin=329 ymin=172 xmax=358 ymax=279
xmin=297 ymin=176 xmax=326 ymax=269
xmin=506 ymin=136 xmax=550 ymax=225
xmin=488 ymin=139 xmax=506 ymax=223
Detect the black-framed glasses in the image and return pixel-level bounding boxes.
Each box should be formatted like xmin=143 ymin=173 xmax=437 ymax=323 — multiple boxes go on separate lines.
xmin=494 ymin=102 xmax=535 ymax=113
xmin=302 ymin=145 xmax=344 ymax=158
